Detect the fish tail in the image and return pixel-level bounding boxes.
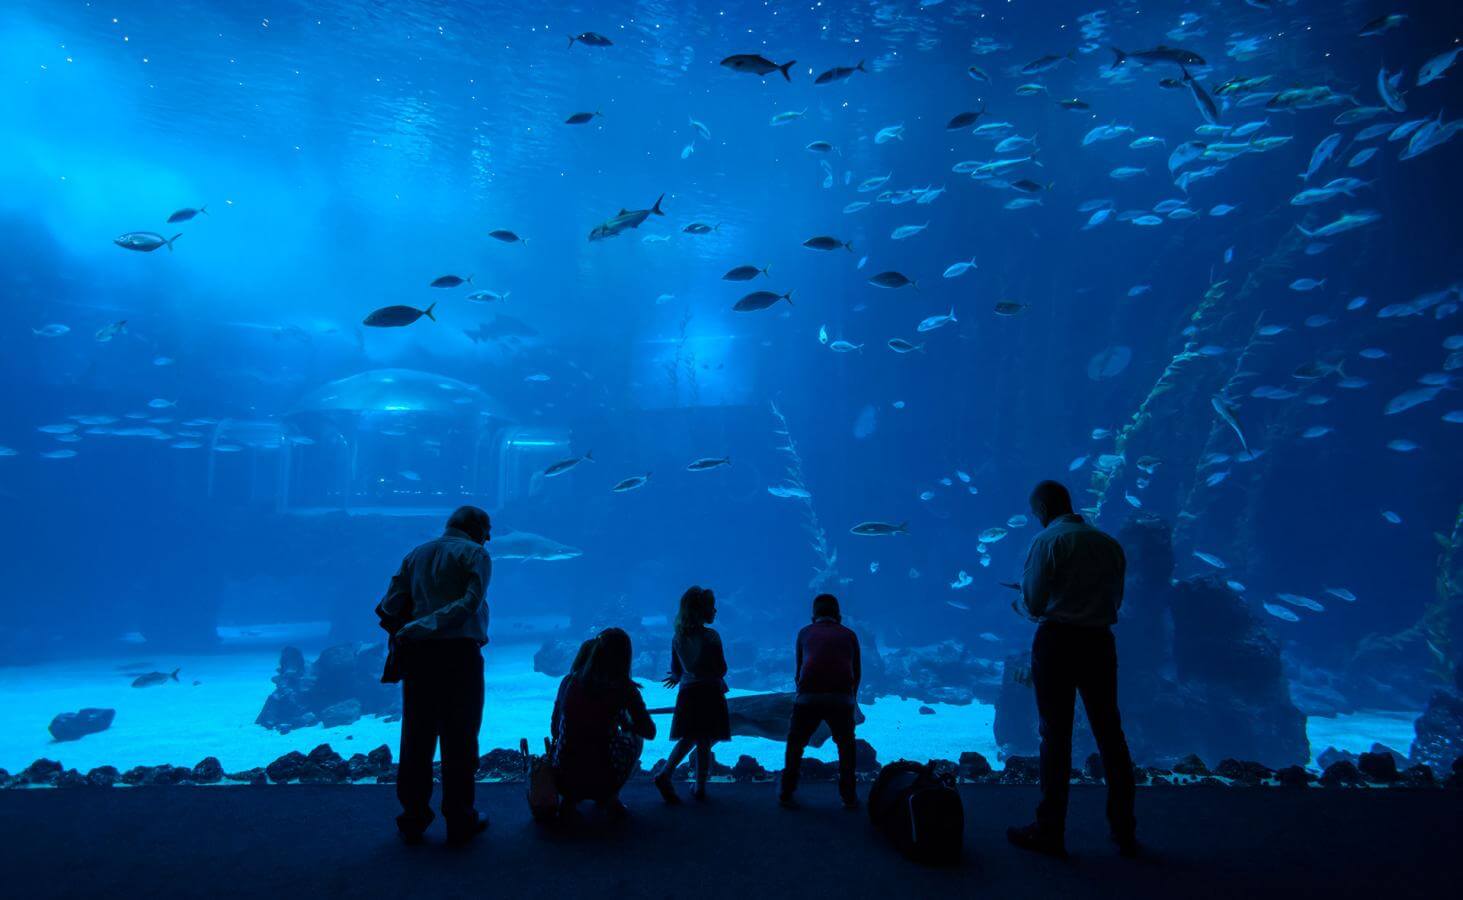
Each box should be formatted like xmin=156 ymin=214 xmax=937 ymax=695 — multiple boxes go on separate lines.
xmin=856 ymin=60 xmax=866 ymax=73
xmin=761 ymin=264 xmax=771 ymax=277
xmin=167 ymin=233 xmax=182 ymax=251
xmin=466 ymin=274 xmax=473 ymax=284
xmin=948 ymin=306 xmax=956 ymax=321
xmin=170 ymin=668 xmax=180 ymax=681
xmin=651 ymin=193 xmax=665 ymax=215
xmin=843 ymin=241 xmax=853 ymax=252
xmin=779 ymin=59 xmax=796 ymax=82
xmin=424 ymin=303 xmax=437 ymax=322
xmin=911 ymin=279 xmax=920 ymax=292
xmin=585 ymin=450 xmax=594 ymax=461
xmin=1109 ymin=47 xmax=1126 ymax=69
xmin=502 ymin=291 xmax=509 ymax=302
xmin=567 ymin=35 xmax=576 ymax=49
xmin=200 ymin=205 xmax=208 ymax=216
xmin=897 ymin=522 xmax=910 ymax=534
xmin=783 ymin=291 xmax=794 ymax=306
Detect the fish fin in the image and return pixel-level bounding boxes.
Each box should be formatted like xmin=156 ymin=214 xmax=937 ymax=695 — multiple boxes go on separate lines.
xmin=1066 ymin=50 xmax=1077 ymax=62
xmin=783 ymin=291 xmax=794 ymax=306
xmin=762 ymin=265 xmax=771 ymax=277
xmin=897 ymin=522 xmax=910 ymax=534
xmin=779 ymin=60 xmax=795 ymax=82
xmin=167 ymin=233 xmax=182 ymax=251
xmin=502 ymin=292 xmax=509 ymax=302
xmin=911 ymin=279 xmax=920 ymax=291
xmin=200 ymin=205 xmax=208 ymax=216
xmin=844 ymin=241 xmax=853 ymax=252
xmin=466 ymin=274 xmax=473 ymax=284
xmin=567 ymin=35 xmax=575 ymax=49
xmin=856 ymin=60 xmax=866 ymax=73
xmin=423 ymin=303 xmax=437 ymax=322
xmin=171 ymin=668 xmax=180 ymax=681
xmin=651 ymin=194 xmax=665 ymax=216
xmin=948 ymin=306 xmax=956 ymax=321
xmin=1110 ymin=47 xmax=1126 ymax=69
xmin=585 ymin=450 xmax=594 ymax=461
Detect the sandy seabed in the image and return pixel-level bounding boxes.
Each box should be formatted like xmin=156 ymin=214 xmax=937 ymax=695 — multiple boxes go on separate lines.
xmin=0 ymin=637 xmax=1417 ymax=775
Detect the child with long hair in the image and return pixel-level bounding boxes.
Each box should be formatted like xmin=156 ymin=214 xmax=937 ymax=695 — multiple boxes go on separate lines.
xmin=653 ymin=585 xmax=730 ymax=802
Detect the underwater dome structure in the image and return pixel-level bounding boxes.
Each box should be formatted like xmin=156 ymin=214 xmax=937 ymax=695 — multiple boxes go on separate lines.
xmin=282 ymin=368 xmax=528 ymax=516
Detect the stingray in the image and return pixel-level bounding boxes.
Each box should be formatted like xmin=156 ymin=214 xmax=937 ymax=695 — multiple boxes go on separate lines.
xmin=648 ymin=691 xmax=865 ymax=747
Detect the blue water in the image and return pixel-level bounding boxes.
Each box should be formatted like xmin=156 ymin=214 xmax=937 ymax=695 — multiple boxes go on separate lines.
xmin=2 ymin=1 xmax=1460 ymax=772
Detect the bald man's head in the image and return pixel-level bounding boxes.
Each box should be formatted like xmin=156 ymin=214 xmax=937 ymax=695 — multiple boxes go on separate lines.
xmin=1029 ymin=480 xmax=1074 ymax=527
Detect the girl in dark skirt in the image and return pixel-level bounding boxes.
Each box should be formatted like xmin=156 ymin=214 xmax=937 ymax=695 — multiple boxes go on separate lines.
xmin=653 ymin=586 xmax=730 ymax=803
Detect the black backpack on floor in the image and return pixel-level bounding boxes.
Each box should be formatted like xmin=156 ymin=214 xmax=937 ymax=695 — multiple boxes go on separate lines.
xmin=867 ymin=760 xmax=964 ymax=864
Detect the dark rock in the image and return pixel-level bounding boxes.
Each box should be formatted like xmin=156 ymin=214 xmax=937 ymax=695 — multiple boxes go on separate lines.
xmin=191 ymin=757 xmax=224 ymax=784
xmin=265 ymin=750 xmax=308 ymax=783
xmin=121 ymin=765 xmax=189 ymax=786
xmin=1400 ymin=764 xmax=1436 ymax=788
xmin=476 ymin=747 xmax=525 ymax=781
xmin=299 ymin=744 xmax=349 ymax=783
xmin=225 ymin=767 xmax=267 ymax=785
xmin=798 ymin=758 xmax=838 ymax=782
xmin=958 ymin=751 xmax=992 ymax=781
xmin=85 ymin=766 xmax=119 ymax=788
xmin=1317 ymin=746 xmax=1357 ymax=770
xmin=1319 ymin=760 xmax=1365 ymax=787
xmin=256 ymin=643 xmax=400 ymax=734
xmin=1409 ymin=689 xmax=1463 ymax=777
xmin=853 ymin=739 xmax=879 ymax=774
xmin=1449 ymin=757 xmax=1463 ymax=790
xmin=731 ymin=755 xmax=770 ymax=782
xmin=1369 ymin=743 xmax=1410 ymax=768
xmin=1172 ymin=753 xmax=1210 ymax=776
xmin=48 ymin=708 xmax=116 ymax=742
xmin=1215 ymin=759 xmax=1274 ymax=784
xmin=929 ymin=759 xmax=959 ymax=783
xmin=319 ymin=699 xmax=362 ymax=729
xmin=17 ymin=759 xmax=63 ymax=786
xmin=367 ymin=744 xmax=393 ymax=771
xmin=917 ymin=706 xmax=935 ymax=716
xmin=55 ymin=769 xmax=88 ymax=789
xmin=877 ymin=640 xmax=1002 ymax=706
xmin=1357 ymin=751 xmax=1399 ymax=784
xmin=1000 ymin=755 xmax=1040 ymax=785
xmin=1275 ymin=765 xmax=1313 ymax=788
xmin=1084 ymin=752 xmax=1105 ymax=782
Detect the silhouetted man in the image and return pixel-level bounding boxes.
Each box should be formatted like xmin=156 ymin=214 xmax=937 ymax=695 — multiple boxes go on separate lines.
xmin=1007 ymin=480 xmax=1137 ymax=858
xmin=377 ymin=506 xmax=492 ymax=846
xmin=780 ymin=593 xmax=861 ymax=809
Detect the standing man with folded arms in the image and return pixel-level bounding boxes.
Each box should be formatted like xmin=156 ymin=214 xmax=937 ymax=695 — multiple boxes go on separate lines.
xmin=377 ymin=506 xmax=493 ymax=846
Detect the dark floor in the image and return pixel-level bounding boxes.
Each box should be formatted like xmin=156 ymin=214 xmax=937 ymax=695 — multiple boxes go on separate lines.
xmin=2 ymin=783 xmax=1458 ymax=899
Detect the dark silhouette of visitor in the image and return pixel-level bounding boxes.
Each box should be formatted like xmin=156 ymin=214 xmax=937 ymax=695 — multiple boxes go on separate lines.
xmin=376 ymin=505 xmax=493 ymax=846
xmin=653 ymin=586 xmax=730 ymax=803
xmin=1007 ymin=481 xmax=1138 ymax=858
xmin=780 ymin=593 xmax=862 ymax=810
xmin=549 ymin=628 xmax=656 ymax=820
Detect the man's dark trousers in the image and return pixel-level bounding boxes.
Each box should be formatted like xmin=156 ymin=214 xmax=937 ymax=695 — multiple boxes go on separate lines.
xmin=1032 ymin=621 xmax=1136 ymax=840
xmin=396 ymin=639 xmax=484 ymax=835
xmin=781 ymin=699 xmax=857 ymax=801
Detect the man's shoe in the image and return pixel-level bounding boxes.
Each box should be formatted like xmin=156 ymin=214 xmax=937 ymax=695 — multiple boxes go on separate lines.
xmin=445 ymin=813 xmax=488 ymax=846
xmin=1111 ymin=832 xmax=1140 ymax=858
xmin=1007 ymin=823 xmax=1067 ymax=858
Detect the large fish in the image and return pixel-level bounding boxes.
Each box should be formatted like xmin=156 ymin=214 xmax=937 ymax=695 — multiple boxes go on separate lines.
xmin=814 ymin=60 xmax=865 ymax=84
xmin=115 ymin=232 xmax=181 ymax=252
xmin=131 ymin=668 xmax=180 ymax=687
xmin=1300 ymin=133 xmax=1342 ymax=181
xmin=589 ymin=194 xmax=665 ymax=241
xmin=1110 ymin=45 xmax=1206 ymax=69
xmin=734 ymin=290 xmax=792 ymax=311
xmin=850 ymin=521 xmax=909 ymax=536
xmin=1182 ymin=67 xmax=1220 ymax=125
xmin=491 ymin=531 xmax=583 ymax=562
xmin=1210 ymin=394 xmax=1250 ymax=456
xmin=721 ymin=54 xmax=796 ymax=81
xmin=363 ymin=303 xmax=435 ymax=327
